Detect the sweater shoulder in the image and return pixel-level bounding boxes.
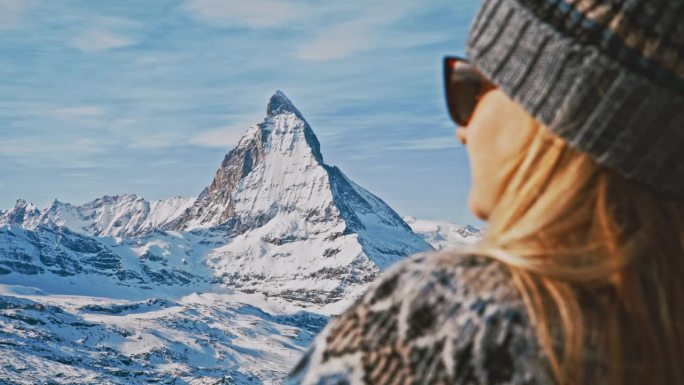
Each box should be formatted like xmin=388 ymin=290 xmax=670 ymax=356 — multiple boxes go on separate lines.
xmin=287 ymin=252 xmax=554 ymax=385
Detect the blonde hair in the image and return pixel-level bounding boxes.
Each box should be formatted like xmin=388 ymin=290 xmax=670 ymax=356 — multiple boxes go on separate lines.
xmin=468 ymin=121 xmax=684 ymax=384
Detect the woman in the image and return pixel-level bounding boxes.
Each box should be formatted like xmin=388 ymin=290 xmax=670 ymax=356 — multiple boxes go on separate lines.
xmin=288 ymin=0 xmax=683 ymax=384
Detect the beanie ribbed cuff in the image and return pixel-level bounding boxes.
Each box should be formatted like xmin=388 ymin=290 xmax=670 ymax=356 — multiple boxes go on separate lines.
xmin=466 ymin=0 xmax=684 ymax=198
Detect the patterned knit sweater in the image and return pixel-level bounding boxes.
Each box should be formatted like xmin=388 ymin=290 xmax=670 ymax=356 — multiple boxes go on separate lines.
xmin=286 ymin=252 xmax=555 ymax=385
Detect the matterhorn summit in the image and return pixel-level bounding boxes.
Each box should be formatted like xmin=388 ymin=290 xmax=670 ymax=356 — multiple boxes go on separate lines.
xmin=168 ymin=90 xmax=433 ymax=303
xmin=168 ymin=90 xmax=328 ymax=231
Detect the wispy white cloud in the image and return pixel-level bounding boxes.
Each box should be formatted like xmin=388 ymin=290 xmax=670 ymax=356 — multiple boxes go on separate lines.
xmin=0 ymin=138 xmax=97 ymax=155
xmin=0 ymin=137 xmax=106 ymax=169
xmin=181 ymin=0 xmax=447 ymax=61
xmin=129 ymin=132 xmax=187 ymax=149
xmin=61 ymin=172 xmax=96 ymax=178
xmin=190 ymin=126 xmax=250 ymax=148
xmin=183 ymin=0 xmax=301 ymax=28
xmin=70 ymin=29 xmax=134 ymax=52
xmin=189 ymin=112 xmax=264 ymax=148
xmin=382 ymin=137 xmax=459 ymax=151
xmin=296 ymin=18 xmax=376 ymax=61
xmin=184 ymin=0 xmax=442 ymax=61
xmin=0 ymin=0 xmax=34 ymax=28
xmin=295 ymin=1 xmax=424 ymax=61
xmin=190 ymin=126 xmax=244 ymax=147
xmin=48 ymin=106 xmax=107 ymax=119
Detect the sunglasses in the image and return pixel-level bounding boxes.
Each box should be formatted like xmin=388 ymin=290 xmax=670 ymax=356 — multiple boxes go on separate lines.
xmin=443 ymin=56 xmax=495 ymax=126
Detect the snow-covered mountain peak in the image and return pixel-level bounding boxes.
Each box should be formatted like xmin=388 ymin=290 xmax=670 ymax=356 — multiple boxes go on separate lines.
xmin=171 ymin=91 xmax=334 ymax=231
xmin=14 ymin=198 xmax=30 ymax=207
xmin=1 ymin=199 xmax=40 ymax=225
xmin=267 ymin=89 xmax=303 ymax=119
xmin=13 ymin=198 xmax=37 ymax=212
xmin=262 ymin=90 xmax=323 ymax=163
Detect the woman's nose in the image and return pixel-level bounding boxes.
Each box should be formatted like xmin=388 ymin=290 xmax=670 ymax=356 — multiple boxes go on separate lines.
xmin=456 ymin=126 xmax=467 ymax=145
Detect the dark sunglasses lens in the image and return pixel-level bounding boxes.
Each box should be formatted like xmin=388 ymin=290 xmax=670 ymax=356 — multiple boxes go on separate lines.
xmin=454 ymin=81 xmax=480 ymax=125
xmin=444 ymin=58 xmax=482 ymax=126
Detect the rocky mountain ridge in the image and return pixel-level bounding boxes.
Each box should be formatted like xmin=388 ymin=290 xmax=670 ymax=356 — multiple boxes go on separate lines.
xmin=0 ymin=195 xmax=196 ymax=238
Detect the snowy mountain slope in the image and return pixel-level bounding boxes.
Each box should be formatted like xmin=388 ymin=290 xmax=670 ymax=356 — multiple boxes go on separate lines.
xmin=403 ymin=216 xmax=481 ymax=251
xmin=0 ymin=224 xmax=327 ymax=384
xmin=0 ymin=225 xmax=217 ymax=295
xmin=0 ymin=285 xmax=325 ymax=385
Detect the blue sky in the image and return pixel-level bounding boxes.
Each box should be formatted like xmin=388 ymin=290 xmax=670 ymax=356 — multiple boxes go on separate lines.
xmin=0 ymin=0 xmax=481 ymax=225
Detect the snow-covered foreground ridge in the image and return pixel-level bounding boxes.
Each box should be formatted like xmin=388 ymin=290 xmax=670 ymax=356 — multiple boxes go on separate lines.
xmin=0 ymin=91 xmax=479 ymax=384
xmin=0 ymin=285 xmax=327 ymax=385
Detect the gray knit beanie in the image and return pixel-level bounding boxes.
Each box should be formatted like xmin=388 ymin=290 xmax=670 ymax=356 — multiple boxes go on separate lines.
xmin=466 ymin=0 xmax=684 ymax=198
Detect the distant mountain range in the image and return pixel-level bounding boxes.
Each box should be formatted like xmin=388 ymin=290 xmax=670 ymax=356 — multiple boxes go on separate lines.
xmin=0 ymin=91 xmax=479 ymax=384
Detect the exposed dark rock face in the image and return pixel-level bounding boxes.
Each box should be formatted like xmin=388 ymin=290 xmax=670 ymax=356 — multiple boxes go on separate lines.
xmin=167 ymin=124 xmax=267 ymax=231
xmin=0 ymin=225 xmax=202 ymax=286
